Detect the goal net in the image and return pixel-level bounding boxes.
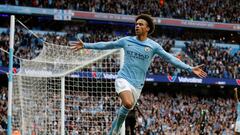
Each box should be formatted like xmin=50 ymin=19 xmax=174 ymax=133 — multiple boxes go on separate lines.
xmin=12 ymin=42 xmax=122 ymax=135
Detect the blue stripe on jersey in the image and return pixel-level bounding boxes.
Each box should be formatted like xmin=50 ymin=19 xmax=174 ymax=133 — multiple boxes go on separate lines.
xmin=237 ymin=102 xmax=240 ymax=115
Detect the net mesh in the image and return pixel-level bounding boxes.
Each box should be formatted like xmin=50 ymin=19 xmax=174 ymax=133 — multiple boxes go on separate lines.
xmin=12 ymin=42 xmax=121 ymax=134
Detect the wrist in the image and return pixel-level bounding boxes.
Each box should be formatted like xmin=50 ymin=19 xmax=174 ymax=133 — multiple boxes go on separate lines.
xmin=187 ymin=67 xmax=193 ymax=72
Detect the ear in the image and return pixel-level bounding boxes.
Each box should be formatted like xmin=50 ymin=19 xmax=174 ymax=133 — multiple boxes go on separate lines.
xmin=146 ymin=26 xmax=150 ymax=32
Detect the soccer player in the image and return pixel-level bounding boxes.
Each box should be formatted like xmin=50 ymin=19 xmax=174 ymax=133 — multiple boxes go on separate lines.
xmin=234 ymin=87 xmax=240 ymax=135
xmin=71 ymin=14 xmax=207 ymax=135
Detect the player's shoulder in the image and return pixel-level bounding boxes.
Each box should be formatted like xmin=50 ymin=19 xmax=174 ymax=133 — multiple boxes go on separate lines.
xmin=147 ymin=38 xmax=158 ymax=44
xmin=119 ymin=36 xmax=132 ymax=40
xmin=147 ymin=38 xmax=162 ymax=48
xmin=116 ymin=36 xmax=133 ymax=43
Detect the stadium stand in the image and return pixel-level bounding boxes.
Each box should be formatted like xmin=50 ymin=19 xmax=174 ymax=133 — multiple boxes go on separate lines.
xmin=0 ymin=0 xmax=239 ymax=134
xmin=1 ymin=0 xmax=239 ymax=23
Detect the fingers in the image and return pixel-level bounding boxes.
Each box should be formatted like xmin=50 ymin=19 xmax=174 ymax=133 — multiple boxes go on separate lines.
xmin=71 ymin=46 xmax=82 ymax=52
xmin=69 ymin=40 xmax=83 ymax=46
xmin=197 ymin=64 xmax=205 ymax=68
xmin=195 ymin=69 xmax=207 ymax=78
xmin=70 ymin=46 xmax=76 ymax=49
xmin=193 ymin=64 xmax=207 ymax=78
xmin=69 ymin=41 xmax=79 ymax=46
xmin=200 ymin=70 xmax=207 ymax=78
xmin=196 ymin=73 xmax=204 ymax=78
xmin=69 ymin=41 xmax=83 ymax=52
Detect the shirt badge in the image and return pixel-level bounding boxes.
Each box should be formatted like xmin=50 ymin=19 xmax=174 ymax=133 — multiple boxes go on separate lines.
xmin=144 ymin=47 xmax=151 ymax=52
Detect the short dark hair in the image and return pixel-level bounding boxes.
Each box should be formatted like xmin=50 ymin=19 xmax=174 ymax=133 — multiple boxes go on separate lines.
xmin=136 ymin=14 xmax=155 ymax=35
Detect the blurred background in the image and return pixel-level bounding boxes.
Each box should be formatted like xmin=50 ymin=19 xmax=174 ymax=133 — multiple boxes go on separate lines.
xmin=0 ymin=0 xmax=239 ymax=134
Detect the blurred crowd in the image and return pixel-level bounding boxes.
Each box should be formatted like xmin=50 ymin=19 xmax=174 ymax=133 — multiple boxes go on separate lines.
xmin=148 ymin=37 xmax=193 ymax=77
xmin=185 ymin=39 xmax=240 ymax=79
xmin=134 ymin=91 xmax=236 ymax=134
xmin=0 ymin=87 xmax=7 ymax=135
xmin=0 ymin=1 xmax=239 ymax=134
xmin=0 ymin=85 xmax=238 ymax=135
xmin=1 ymin=0 xmax=240 ymax=23
xmin=0 ymin=29 xmax=68 ymax=67
xmin=148 ymin=38 xmax=240 ymax=79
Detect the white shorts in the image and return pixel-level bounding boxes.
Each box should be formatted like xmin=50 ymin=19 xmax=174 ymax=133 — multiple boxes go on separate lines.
xmin=235 ymin=120 xmax=240 ymax=133
xmin=115 ymin=78 xmax=141 ymax=105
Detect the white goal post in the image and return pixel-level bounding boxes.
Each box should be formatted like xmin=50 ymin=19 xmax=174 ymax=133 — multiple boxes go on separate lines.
xmin=5 ymin=15 xmax=127 ymax=135
xmin=10 ymin=36 xmax=124 ymax=134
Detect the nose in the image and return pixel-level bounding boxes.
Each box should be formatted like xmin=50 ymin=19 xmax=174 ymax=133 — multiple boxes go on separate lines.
xmin=135 ymin=24 xmax=140 ymax=28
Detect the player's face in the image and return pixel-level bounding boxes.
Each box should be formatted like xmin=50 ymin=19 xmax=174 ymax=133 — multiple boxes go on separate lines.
xmin=135 ymin=19 xmax=150 ymax=36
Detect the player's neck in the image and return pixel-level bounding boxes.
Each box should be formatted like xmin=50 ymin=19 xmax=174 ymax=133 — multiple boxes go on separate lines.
xmin=136 ymin=35 xmax=148 ymax=41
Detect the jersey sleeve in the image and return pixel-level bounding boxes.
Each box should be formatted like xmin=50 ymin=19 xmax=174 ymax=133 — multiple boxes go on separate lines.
xmin=83 ymin=37 xmax=126 ymax=50
xmin=155 ymin=44 xmax=193 ymax=72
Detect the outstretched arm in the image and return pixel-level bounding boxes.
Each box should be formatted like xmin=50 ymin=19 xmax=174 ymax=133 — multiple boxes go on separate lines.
xmin=70 ymin=38 xmax=124 ymax=51
xmin=156 ymin=46 xmax=207 ymax=78
xmin=234 ymin=88 xmax=239 ymax=102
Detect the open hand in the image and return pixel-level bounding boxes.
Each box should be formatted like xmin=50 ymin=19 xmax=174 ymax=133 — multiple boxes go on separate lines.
xmin=70 ymin=40 xmax=84 ymax=52
xmin=234 ymin=88 xmax=238 ymax=92
xmin=192 ymin=64 xmax=207 ymax=78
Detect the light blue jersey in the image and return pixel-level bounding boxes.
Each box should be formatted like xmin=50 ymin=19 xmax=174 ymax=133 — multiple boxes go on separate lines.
xmin=237 ymin=102 xmax=240 ymax=119
xmin=84 ymin=36 xmax=193 ymax=89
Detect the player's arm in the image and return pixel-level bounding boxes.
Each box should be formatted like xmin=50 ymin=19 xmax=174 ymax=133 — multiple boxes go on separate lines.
xmin=70 ymin=38 xmax=125 ymax=51
xmin=234 ymin=88 xmax=239 ymax=102
xmin=156 ymin=45 xmax=207 ymax=78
